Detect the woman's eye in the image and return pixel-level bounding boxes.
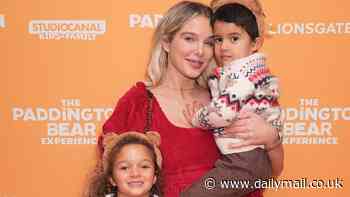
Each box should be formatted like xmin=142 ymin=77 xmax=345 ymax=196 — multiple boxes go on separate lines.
xmin=205 ymin=39 xmax=215 ymax=47
xmin=184 ymin=37 xmax=195 ymax=42
xmin=214 ymin=37 xmax=223 ymax=44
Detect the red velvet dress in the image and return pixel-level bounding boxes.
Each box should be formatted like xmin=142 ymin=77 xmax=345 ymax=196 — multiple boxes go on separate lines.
xmin=99 ymin=82 xmax=263 ymax=197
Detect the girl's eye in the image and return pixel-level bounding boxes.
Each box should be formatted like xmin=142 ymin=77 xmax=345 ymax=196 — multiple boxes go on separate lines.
xmin=119 ymin=166 xmax=128 ymax=170
xmin=141 ymin=165 xmax=151 ymax=169
xmin=230 ymin=36 xmax=239 ymax=43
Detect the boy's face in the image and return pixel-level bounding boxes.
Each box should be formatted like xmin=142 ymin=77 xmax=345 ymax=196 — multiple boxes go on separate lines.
xmin=213 ymin=20 xmax=260 ymax=66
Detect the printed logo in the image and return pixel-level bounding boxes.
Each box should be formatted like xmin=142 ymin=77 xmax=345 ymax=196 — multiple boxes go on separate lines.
xmin=127 ymin=14 xmax=350 ymax=36
xmin=129 ymin=14 xmax=163 ymax=28
xmin=268 ymin=22 xmax=350 ymax=35
xmin=12 ymin=99 xmax=113 ymax=145
xmin=28 ymin=20 xmax=106 ymax=40
xmin=282 ymin=98 xmax=350 ymax=145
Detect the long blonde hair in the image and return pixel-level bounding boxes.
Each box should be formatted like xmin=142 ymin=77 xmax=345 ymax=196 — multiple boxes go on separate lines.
xmin=145 ymin=1 xmax=215 ymax=89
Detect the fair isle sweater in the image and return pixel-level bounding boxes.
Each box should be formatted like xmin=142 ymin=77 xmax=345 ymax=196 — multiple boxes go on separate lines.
xmin=192 ymin=53 xmax=282 ymax=154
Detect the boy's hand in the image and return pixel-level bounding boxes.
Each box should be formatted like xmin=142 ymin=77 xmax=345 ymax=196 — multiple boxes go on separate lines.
xmin=183 ymin=100 xmax=203 ymax=126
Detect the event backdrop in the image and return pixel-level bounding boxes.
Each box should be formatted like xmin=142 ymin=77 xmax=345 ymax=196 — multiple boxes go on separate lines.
xmin=1 ymin=0 xmax=350 ymax=196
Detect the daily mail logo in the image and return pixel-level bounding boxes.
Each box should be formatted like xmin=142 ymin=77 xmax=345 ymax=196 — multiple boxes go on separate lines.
xmin=0 ymin=15 xmax=5 ymax=28
xmin=28 ymin=20 xmax=106 ymax=40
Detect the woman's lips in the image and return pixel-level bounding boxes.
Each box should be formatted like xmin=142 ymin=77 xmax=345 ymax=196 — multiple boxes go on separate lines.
xmin=186 ymin=58 xmax=204 ymax=69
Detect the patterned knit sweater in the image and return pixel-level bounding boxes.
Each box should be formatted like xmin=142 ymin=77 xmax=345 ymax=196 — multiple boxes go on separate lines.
xmin=192 ymin=53 xmax=282 ymax=154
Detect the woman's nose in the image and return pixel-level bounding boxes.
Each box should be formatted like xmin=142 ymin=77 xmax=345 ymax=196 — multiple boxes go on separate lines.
xmin=196 ymin=43 xmax=204 ymax=56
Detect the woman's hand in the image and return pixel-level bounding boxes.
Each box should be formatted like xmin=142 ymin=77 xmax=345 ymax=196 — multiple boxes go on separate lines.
xmin=222 ymin=109 xmax=280 ymax=148
xmin=182 ymin=100 xmax=204 ymax=126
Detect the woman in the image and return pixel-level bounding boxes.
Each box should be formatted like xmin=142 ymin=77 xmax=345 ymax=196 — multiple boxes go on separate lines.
xmin=100 ymin=1 xmax=283 ymax=197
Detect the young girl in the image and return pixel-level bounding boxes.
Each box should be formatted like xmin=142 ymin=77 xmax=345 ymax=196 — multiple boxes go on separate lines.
xmin=84 ymin=131 xmax=162 ymax=197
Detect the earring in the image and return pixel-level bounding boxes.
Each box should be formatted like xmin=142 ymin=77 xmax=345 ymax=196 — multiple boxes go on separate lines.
xmin=111 ymin=185 xmax=117 ymax=193
xmin=107 ymin=182 xmax=117 ymax=194
xmin=105 ymin=185 xmax=117 ymax=197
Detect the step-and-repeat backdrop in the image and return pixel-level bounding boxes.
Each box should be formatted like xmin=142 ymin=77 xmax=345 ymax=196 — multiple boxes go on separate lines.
xmin=1 ymin=0 xmax=349 ymax=196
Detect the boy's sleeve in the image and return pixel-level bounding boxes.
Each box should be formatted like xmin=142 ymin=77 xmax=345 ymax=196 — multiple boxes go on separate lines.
xmin=257 ymin=76 xmax=283 ymax=133
xmin=191 ymin=96 xmax=239 ymax=130
xmin=192 ymin=69 xmax=243 ymax=130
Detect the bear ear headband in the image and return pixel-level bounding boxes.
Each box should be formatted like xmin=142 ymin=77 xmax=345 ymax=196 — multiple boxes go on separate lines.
xmin=102 ymin=131 xmax=162 ymax=172
xmin=210 ymin=0 xmax=266 ymax=37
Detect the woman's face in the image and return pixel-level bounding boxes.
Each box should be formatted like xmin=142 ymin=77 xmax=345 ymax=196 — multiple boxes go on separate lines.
xmin=163 ymin=15 xmax=214 ymax=80
xmin=110 ymin=144 xmax=156 ymax=197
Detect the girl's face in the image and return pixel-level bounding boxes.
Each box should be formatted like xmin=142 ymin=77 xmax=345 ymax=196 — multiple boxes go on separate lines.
xmin=110 ymin=144 xmax=157 ymax=197
xmin=163 ymin=15 xmax=214 ymax=80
